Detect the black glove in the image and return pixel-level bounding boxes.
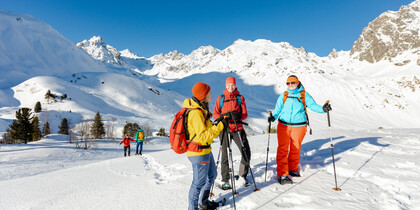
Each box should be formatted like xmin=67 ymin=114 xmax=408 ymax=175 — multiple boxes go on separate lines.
xmin=323 ymin=103 xmax=332 ymax=112
xmin=221 ymin=118 xmax=229 ymax=130
xmin=268 ymin=115 xmax=275 ymax=122
xmin=230 ymin=111 xmax=242 ymax=121
xmin=214 ymin=114 xmax=229 ymax=125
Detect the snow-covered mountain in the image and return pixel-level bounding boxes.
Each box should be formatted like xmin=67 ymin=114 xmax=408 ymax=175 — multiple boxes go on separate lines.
xmin=76 ymin=36 xmax=123 ymax=65
xmin=1 ymin=0 xmax=420 ymax=137
xmin=350 ymin=0 xmax=420 ymax=64
xmin=0 ymin=10 xmax=107 ymax=88
xmin=0 ymin=9 xmax=107 ymax=107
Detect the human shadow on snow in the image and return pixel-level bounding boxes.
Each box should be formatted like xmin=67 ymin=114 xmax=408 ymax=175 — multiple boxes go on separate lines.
xmin=300 ymin=136 xmax=389 ymax=169
xmin=247 ymin=136 xmax=389 ymax=190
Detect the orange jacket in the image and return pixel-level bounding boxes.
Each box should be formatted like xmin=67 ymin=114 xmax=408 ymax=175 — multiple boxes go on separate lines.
xmin=120 ymin=137 xmax=135 ymax=147
xmin=213 ymin=89 xmax=247 ymax=132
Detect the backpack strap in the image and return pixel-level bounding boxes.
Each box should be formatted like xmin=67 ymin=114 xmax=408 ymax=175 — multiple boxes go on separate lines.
xmin=282 ymin=90 xmax=311 ymax=129
xmin=219 ymin=94 xmax=242 ymax=111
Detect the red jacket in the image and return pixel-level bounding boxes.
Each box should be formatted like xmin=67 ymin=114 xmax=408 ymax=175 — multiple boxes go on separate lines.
xmin=213 ymin=89 xmax=247 ymax=132
xmin=120 ymin=137 xmax=135 ymax=147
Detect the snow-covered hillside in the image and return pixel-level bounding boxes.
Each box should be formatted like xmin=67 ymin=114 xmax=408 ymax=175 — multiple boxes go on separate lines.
xmin=0 ymin=9 xmax=108 ymax=107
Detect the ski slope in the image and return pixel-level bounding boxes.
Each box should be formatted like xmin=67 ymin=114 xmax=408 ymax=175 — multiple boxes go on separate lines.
xmin=1 ymin=128 xmax=419 ymax=209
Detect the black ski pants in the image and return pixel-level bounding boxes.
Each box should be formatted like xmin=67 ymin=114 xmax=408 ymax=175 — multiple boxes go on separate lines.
xmin=124 ymin=145 xmax=131 ymax=156
xmin=219 ymin=129 xmax=251 ymax=183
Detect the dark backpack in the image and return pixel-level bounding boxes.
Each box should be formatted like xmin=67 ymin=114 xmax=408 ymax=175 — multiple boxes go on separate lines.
xmin=169 ymin=108 xmax=209 ymax=154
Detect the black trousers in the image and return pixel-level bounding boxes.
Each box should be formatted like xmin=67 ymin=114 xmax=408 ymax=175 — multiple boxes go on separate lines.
xmin=219 ymin=129 xmax=251 ymax=182
xmin=124 ymin=145 xmax=131 ymax=156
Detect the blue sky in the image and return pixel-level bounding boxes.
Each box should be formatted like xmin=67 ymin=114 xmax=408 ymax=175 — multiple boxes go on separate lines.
xmin=2 ymin=0 xmax=414 ymax=57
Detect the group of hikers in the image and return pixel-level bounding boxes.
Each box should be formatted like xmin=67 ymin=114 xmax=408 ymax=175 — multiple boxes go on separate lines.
xmin=119 ymin=127 xmax=145 ymax=156
xmin=118 ymin=75 xmax=332 ymax=210
xmin=182 ymin=75 xmax=331 ymax=210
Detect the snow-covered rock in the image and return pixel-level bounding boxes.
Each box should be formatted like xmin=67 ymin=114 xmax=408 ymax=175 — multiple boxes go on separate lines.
xmin=350 ymin=0 xmax=420 ymax=64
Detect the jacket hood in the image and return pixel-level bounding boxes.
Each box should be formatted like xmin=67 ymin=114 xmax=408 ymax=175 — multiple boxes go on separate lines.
xmin=182 ymin=98 xmax=204 ymax=110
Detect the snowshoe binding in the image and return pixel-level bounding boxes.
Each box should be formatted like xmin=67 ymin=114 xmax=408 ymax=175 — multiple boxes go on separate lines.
xmin=198 ymin=198 xmax=226 ymax=210
xmin=219 ymin=182 xmax=232 ymax=190
xmin=278 ymin=176 xmax=293 ymax=185
xmin=289 ymin=171 xmax=301 ymax=177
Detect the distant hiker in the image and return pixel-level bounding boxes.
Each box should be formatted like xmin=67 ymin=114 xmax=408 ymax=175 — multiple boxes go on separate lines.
xmin=184 ymin=82 xmax=226 ymax=210
xmin=213 ymin=76 xmax=251 ymax=189
xmin=135 ymin=127 xmax=145 ymax=155
xmin=268 ymin=75 xmax=331 ymax=184
xmin=119 ymin=134 xmax=136 ymax=157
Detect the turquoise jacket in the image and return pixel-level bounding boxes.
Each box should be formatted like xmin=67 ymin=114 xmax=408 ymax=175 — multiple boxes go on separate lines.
xmin=272 ymin=84 xmax=325 ymax=127
xmin=135 ymin=129 xmax=144 ymax=142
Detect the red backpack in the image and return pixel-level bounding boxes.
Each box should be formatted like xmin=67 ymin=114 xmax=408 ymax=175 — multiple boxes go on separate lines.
xmin=169 ymin=108 xmax=208 ymax=154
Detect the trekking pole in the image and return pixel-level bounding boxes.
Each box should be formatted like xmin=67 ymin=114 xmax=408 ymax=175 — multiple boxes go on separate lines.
xmin=209 ymin=139 xmax=223 ymax=198
xmin=229 ymin=112 xmax=260 ymax=192
xmin=265 ymin=111 xmax=272 ymax=182
xmin=326 ymin=101 xmax=341 ymax=191
xmin=226 ymin=129 xmax=237 ymax=210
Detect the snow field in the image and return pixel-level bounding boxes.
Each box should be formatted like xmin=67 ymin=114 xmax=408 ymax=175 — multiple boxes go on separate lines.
xmin=1 ymin=128 xmax=420 ymax=209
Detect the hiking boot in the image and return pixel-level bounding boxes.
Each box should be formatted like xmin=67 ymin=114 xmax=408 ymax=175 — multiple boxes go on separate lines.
xmin=278 ymin=176 xmax=293 ymax=185
xmin=289 ymin=171 xmax=301 ymax=177
xmin=220 ymin=182 xmax=232 ymax=190
xmin=199 ymin=200 xmax=219 ymax=210
xmin=243 ymin=177 xmax=251 ymax=187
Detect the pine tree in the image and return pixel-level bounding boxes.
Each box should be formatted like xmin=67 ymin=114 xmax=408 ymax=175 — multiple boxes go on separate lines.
xmin=42 ymin=122 xmax=51 ymax=136
xmin=9 ymin=108 xmax=34 ymax=144
xmin=122 ymin=122 xmax=139 ymax=137
xmin=45 ymin=90 xmax=56 ymax=103
xmin=157 ymin=127 xmax=167 ymax=137
xmin=58 ymin=118 xmax=69 ymax=135
xmin=90 ymin=112 xmax=105 ymax=139
xmin=32 ymin=116 xmax=41 ymax=141
xmin=34 ymin=101 xmax=42 ymax=113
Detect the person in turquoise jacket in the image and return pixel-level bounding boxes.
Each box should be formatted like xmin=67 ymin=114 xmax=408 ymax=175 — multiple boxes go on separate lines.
xmin=135 ymin=127 xmax=145 ymax=155
xmin=268 ymin=75 xmax=331 ymax=184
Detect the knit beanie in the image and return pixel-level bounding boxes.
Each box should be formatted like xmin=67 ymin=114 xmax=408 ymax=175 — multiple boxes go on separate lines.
xmin=287 ymin=75 xmax=299 ymax=84
xmin=225 ymin=77 xmax=236 ymax=86
xmin=192 ymin=82 xmax=211 ymax=101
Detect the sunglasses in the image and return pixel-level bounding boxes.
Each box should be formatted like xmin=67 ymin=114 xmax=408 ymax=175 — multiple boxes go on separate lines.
xmin=286 ymin=82 xmax=296 ymax=85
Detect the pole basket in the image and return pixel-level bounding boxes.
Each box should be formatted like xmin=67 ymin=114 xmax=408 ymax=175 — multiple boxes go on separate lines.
xmin=333 ymin=188 xmax=342 ymax=191
xmin=210 ymin=193 xmax=214 ymax=197
xmin=253 ymin=189 xmax=260 ymax=192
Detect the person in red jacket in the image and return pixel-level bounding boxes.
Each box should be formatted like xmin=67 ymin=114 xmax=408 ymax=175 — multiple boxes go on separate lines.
xmin=120 ymin=134 xmax=136 ymax=157
xmin=213 ymin=76 xmax=251 ymax=189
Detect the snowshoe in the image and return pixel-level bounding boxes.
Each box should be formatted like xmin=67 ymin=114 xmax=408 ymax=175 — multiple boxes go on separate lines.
xmin=198 ymin=198 xmax=226 ymax=210
xmin=278 ymin=176 xmax=293 ymax=185
xmin=244 ymin=178 xmax=251 ymax=187
xmin=219 ymin=182 xmax=232 ymax=190
xmin=235 ymin=175 xmax=251 ymax=187
xmin=289 ymin=171 xmax=301 ymax=177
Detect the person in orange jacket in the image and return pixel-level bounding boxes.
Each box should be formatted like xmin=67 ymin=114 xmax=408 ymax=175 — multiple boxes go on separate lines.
xmin=120 ymin=134 xmax=136 ymax=157
xmin=213 ymin=77 xmax=251 ymax=189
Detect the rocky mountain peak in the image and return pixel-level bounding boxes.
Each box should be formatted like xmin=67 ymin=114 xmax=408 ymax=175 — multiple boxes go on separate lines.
xmin=77 ymin=36 xmax=122 ymax=65
xmin=350 ymin=0 xmax=420 ymax=64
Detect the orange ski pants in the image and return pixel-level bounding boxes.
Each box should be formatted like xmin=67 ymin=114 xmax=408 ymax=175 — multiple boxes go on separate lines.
xmin=276 ymin=123 xmax=307 ymax=177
